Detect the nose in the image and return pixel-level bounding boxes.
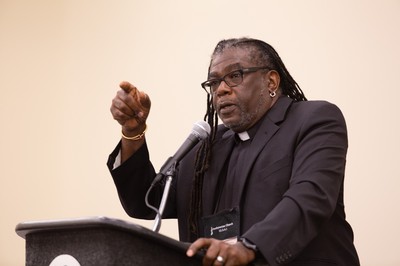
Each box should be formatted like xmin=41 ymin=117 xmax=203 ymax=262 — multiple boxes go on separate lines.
xmin=214 ymin=80 xmax=232 ymax=96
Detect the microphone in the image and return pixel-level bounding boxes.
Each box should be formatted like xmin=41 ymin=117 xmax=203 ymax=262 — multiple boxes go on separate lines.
xmin=151 ymin=121 xmax=211 ymax=186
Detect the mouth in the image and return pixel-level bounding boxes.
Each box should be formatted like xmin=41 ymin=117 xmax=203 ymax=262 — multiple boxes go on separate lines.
xmin=217 ymin=101 xmax=236 ymax=114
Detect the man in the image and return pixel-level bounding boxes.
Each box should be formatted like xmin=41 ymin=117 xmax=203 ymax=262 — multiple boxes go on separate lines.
xmin=108 ymin=38 xmax=360 ymax=265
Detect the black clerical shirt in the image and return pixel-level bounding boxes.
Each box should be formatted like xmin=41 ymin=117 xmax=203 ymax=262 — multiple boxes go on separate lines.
xmin=215 ymin=120 xmax=263 ymax=213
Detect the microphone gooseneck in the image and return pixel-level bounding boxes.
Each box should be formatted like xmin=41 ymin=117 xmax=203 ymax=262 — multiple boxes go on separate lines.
xmin=146 ymin=121 xmax=211 ymax=232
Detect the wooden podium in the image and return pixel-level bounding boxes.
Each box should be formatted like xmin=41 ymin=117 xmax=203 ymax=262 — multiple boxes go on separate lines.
xmin=15 ymin=216 xmax=202 ymax=266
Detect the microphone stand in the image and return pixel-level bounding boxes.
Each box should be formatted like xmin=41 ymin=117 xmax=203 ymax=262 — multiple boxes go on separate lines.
xmin=152 ymin=162 xmax=176 ymax=232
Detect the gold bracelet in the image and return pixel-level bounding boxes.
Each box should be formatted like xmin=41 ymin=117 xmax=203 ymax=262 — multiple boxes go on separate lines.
xmin=121 ymin=125 xmax=147 ymax=141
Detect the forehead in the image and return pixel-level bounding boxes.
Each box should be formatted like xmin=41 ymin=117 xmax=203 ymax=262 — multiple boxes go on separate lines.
xmin=209 ymin=47 xmax=254 ymax=77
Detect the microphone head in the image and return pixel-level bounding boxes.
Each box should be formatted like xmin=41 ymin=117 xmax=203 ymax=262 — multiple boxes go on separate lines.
xmin=192 ymin=121 xmax=211 ymax=140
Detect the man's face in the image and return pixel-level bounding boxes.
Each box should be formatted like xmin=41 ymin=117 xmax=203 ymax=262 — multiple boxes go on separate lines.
xmin=210 ymin=47 xmax=276 ymax=132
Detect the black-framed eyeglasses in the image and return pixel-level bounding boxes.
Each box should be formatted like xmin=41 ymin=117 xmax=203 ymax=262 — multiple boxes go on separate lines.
xmin=201 ymin=66 xmax=270 ymax=94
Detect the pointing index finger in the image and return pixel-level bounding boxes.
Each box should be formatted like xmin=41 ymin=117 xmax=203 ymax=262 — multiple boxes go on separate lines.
xmin=119 ymin=81 xmax=136 ymax=94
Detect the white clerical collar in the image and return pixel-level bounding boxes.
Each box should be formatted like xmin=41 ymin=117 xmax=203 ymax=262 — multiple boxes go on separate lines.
xmin=237 ymin=131 xmax=250 ymax=141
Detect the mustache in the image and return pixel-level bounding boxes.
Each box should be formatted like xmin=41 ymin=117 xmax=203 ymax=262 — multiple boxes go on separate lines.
xmin=215 ymin=100 xmax=237 ymax=111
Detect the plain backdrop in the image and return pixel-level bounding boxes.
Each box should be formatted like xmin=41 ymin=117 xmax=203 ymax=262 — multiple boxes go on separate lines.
xmin=1 ymin=0 xmax=399 ymax=265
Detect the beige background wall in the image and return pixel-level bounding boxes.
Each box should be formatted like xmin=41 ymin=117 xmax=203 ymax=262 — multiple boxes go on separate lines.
xmin=1 ymin=0 xmax=399 ymax=265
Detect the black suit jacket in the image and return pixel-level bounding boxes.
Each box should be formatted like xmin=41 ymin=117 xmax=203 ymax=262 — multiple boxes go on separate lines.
xmin=108 ymin=96 xmax=360 ymax=265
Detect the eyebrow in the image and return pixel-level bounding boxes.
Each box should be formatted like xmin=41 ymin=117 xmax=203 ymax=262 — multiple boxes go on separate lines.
xmin=208 ymin=63 xmax=243 ymax=79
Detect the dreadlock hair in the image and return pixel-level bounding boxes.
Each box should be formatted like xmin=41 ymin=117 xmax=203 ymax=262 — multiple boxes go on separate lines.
xmin=188 ymin=37 xmax=307 ymax=239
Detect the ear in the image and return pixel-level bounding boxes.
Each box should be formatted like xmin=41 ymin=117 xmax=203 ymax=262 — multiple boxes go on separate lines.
xmin=265 ymin=70 xmax=280 ymax=92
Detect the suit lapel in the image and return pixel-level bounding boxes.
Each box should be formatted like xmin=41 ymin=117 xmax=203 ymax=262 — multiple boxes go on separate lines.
xmin=231 ymin=97 xmax=293 ymax=207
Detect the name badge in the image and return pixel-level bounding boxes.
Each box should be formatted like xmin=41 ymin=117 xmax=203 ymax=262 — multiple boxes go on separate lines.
xmin=201 ymin=207 xmax=240 ymax=243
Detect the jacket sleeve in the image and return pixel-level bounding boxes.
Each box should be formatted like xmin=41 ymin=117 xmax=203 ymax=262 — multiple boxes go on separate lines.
xmin=107 ymin=141 xmax=162 ymax=219
xmin=243 ymin=102 xmax=348 ymax=265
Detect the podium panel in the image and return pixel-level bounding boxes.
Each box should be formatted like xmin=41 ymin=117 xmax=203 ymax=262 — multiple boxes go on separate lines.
xmin=16 ymin=216 xmax=202 ymax=266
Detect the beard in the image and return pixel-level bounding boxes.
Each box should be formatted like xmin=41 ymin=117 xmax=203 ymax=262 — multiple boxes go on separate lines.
xmin=221 ymin=87 xmax=268 ymax=132
xmin=222 ymin=107 xmax=256 ymax=132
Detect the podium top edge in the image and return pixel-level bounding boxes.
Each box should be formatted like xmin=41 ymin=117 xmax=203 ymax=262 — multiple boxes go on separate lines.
xmin=15 ymin=216 xmax=149 ymax=238
xmin=15 ymin=216 xmax=191 ymax=253
xmin=15 ymin=216 xmax=133 ymax=235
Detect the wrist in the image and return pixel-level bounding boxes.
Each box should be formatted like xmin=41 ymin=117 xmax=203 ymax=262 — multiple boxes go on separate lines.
xmin=238 ymin=237 xmax=258 ymax=253
xmin=122 ymin=124 xmax=147 ymax=141
xmin=237 ymin=237 xmax=258 ymax=263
